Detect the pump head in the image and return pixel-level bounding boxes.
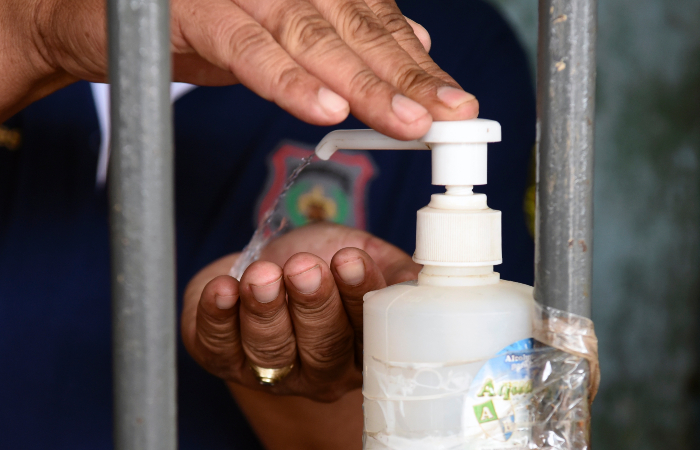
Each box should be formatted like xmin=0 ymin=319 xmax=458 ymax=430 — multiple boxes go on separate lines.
xmin=315 ymin=119 xmax=503 ymax=268
xmin=316 ymin=118 xmax=500 ymax=186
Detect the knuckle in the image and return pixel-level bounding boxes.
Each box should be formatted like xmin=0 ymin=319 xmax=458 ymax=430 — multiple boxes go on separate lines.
xmin=291 ymin=289 xmax=339 ymax=317
xmin=284 ymin=11 xmax=337 ymax=55
xmin=226 ymin=21 xmax=270 ymax=60
xmin=247 ymin=338 xmax=297 ymax=364
xmin=379 ymin=11 xmax=409 ymax=35
xmin=246 ymin=304 xmax=287 ymax=325
xmin=345 ymin=10 xmax=385 ymax=40
xmin=348 ymin=68 xmax=384 ymax=97
xmin=393 ymin=64 xmax=431 ymax=92
xmin=272 ymin=65 xmax=307 ymax=97
xmin=303 ymin=330 xmax=355 ymax=368
xmin=338 ymin=2 xmax=386 ymax=40
xmin=196 ymin=325 xmax=233 ymax=354
xmin=243 ymin=320 xmax=297 ymax=362
xmin=415 ymin=59 xmax=442 ymax=75
xmin=194 ymin=336 xmax=243 ymax=380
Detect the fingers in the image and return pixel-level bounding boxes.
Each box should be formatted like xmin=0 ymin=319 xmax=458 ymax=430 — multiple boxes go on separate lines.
xmin=173 ymin=0 xmax=478 ymax=138
xmin=404 ymin=17 xmax=431 ymax=53
xmin=316 ymin=0 xmax=479 ymax=121
xmin=240 ymin=0 xmax=431 ymax=139
xmin=368 ymin=2 xmax=444 ymax=81
xmin=192 ymin=275 xmax=247 ymax=379
xmin=238 ymin=261 xmax=298 ymax=372
xmin=173 ymin=0 xmax=349 ymax=125
xmin=283 ymin=253 xmax=359 ymax=392
xmin=365 ymin=0 xmax=479 ymax=117
xmin=330 ymin=248 xmax=388 ymax=361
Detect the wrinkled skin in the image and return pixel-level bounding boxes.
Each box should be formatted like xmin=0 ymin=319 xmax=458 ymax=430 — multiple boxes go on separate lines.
xmin=181 ymin=222 xmax=422 ymax=449
xmin=0 ymin=0 xmax=478 ymax=135
xmin=182 ymin=222 xmax=421 ymax=402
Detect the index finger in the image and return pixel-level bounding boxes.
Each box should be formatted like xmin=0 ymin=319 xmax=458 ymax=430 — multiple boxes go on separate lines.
xmin=369 ymin=2 xmax=454 ymax=84
xmin=173 ymin=0 xmax=350 ymax=126
xmin=312 ymin=0 xmax=479 ymax=120
xmin=240 ymin=0 xmax=432 ymax=139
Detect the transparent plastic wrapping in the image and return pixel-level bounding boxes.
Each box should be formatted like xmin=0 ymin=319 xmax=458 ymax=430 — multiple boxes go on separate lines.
xmin=363 ymin=302 xmax=599 ymax=450
xmin=527 ymin=302 xmax=599 ymax=450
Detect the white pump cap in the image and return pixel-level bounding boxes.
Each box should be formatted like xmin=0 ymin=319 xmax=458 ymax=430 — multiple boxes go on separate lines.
xmin=315 ymin=119 xmax=502 ymax=267
xmin=316 ymin=119 xmax=500 ymax=187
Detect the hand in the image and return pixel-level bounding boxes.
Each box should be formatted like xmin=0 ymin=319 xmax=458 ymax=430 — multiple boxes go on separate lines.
xmin=1 ymin=0 xmax=478 ymax=137
xmin=181 ymin=222 xmax=421 ymax=402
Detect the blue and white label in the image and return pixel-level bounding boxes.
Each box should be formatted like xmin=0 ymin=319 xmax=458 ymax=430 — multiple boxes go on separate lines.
xmin=463 ymin=338 xmax=535 ymax=449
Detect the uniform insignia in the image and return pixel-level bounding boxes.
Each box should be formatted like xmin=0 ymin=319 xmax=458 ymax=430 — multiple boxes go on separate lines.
xmin=257 ymin=143 xmax=376 ymax=230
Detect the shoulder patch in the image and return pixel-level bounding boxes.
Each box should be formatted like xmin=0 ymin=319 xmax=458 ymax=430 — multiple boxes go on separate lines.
xmin=257 ymin=142 xmax=376 ymax=230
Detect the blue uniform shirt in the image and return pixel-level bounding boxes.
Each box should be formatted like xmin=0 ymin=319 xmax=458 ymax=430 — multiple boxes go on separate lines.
xmin=0 ymin=1 xmax=535 ymax=448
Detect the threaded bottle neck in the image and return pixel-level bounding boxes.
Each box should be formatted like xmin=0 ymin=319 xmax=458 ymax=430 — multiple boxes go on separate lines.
xmin=417 ymin=265 xmax=500 ymax=287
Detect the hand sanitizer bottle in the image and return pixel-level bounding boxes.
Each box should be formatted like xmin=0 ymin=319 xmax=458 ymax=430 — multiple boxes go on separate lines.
xmin=316 ymin=119 xmax=535 ymax=450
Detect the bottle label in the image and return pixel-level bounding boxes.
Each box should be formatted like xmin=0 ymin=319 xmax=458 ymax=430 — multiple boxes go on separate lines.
xmin=363 ymin=338 xmax=547 ymax=450
xmin=462 ymin=338 xmax=534 ymax=450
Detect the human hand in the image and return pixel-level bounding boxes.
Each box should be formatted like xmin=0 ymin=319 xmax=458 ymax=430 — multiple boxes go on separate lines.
xmin=1 ymin=0 xmax=478 ymax=137
xmin=181 ymin=222 xmax=421 ymax=402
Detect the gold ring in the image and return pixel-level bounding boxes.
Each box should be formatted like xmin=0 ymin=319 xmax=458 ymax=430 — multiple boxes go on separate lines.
xmin=248 ymin=361 xmax=294 ymax=386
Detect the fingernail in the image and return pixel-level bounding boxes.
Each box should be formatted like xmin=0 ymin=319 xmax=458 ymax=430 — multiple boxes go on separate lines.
xmin=336 ymin=258 xmax=365 ymax=286
xmin=250 ymin=276 xmax=282 ymax=304
xmin=318 ymin=87 xmax=349 ymax=115
xmin=288 ymin=264 xmax=322 ymax=294
xmin=436 ymin=86 xmax=475 ymax=109
xmin=392 ymin=94 xmax=429 ymax=124
xmin=215 ymin=295 xmax=237 ymax=310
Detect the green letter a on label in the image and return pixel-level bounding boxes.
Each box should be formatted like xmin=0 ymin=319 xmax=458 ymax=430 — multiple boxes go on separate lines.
xmin=474 ymin=400 xmax=498 ymax=424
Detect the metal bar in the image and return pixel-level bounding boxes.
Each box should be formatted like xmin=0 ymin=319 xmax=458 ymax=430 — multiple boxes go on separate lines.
xmin=535 ymin=0 xmax=597 ymax=318
xmin=107 ymin=0 xmax=177 ymax=447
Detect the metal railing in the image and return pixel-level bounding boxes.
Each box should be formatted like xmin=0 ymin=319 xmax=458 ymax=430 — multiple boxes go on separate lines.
xmin=535 ymin=0 xmax=597 ymax=318
xmin=106 ymin=0 xmax=596 ymax=447
xmin=108 ymin=0 xmax=177 ymax=448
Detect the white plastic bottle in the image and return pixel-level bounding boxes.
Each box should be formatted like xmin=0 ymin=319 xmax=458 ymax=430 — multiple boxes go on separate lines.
xmin=316 ymin=119 xmax=535 ymax=450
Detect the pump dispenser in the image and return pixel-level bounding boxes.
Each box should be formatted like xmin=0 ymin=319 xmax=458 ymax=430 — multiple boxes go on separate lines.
xmin=316 ymin=119 xmax=535 ymax=449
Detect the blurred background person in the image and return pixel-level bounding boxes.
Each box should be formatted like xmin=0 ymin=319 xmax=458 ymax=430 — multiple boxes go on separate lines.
xmin=0 ymin=0 xmax=536 ymax=448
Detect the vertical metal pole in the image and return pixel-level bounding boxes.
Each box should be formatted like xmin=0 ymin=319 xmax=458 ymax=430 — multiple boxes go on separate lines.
xmin=108 ymin=0 xmax=176 ymax=447
xmin=535 ymin=0 xmax=597 ymax=318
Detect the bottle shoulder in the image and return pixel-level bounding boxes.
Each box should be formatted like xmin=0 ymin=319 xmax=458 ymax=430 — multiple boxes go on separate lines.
xmin=364 ymin=279 xmax=534 ymax=313
xmin=363 ymin=279 xmax=534 ymax=362
xmin=365 ymin=279 xmax=533 ymax=300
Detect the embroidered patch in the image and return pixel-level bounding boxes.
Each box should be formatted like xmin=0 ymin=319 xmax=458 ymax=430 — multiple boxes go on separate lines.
xmin=257 ymin=143 xmax=376 ymax=230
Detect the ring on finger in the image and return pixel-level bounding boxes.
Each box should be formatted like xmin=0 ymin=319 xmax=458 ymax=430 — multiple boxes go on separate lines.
xmin=248 ymin=361 xmax=294 ymax=386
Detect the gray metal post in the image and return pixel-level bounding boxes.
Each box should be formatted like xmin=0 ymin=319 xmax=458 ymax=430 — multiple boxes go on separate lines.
xmin=107 ymin=0 xmax=177 ymax=447
xmin=535 ymin=0 xmax=597 ymax=318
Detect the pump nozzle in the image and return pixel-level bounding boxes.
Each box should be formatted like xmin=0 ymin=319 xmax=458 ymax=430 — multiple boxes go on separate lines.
xmin=315 ymin=119 xmax=501 ymax=187
xmin=315 ymin=119 xmax=503 ymax=267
